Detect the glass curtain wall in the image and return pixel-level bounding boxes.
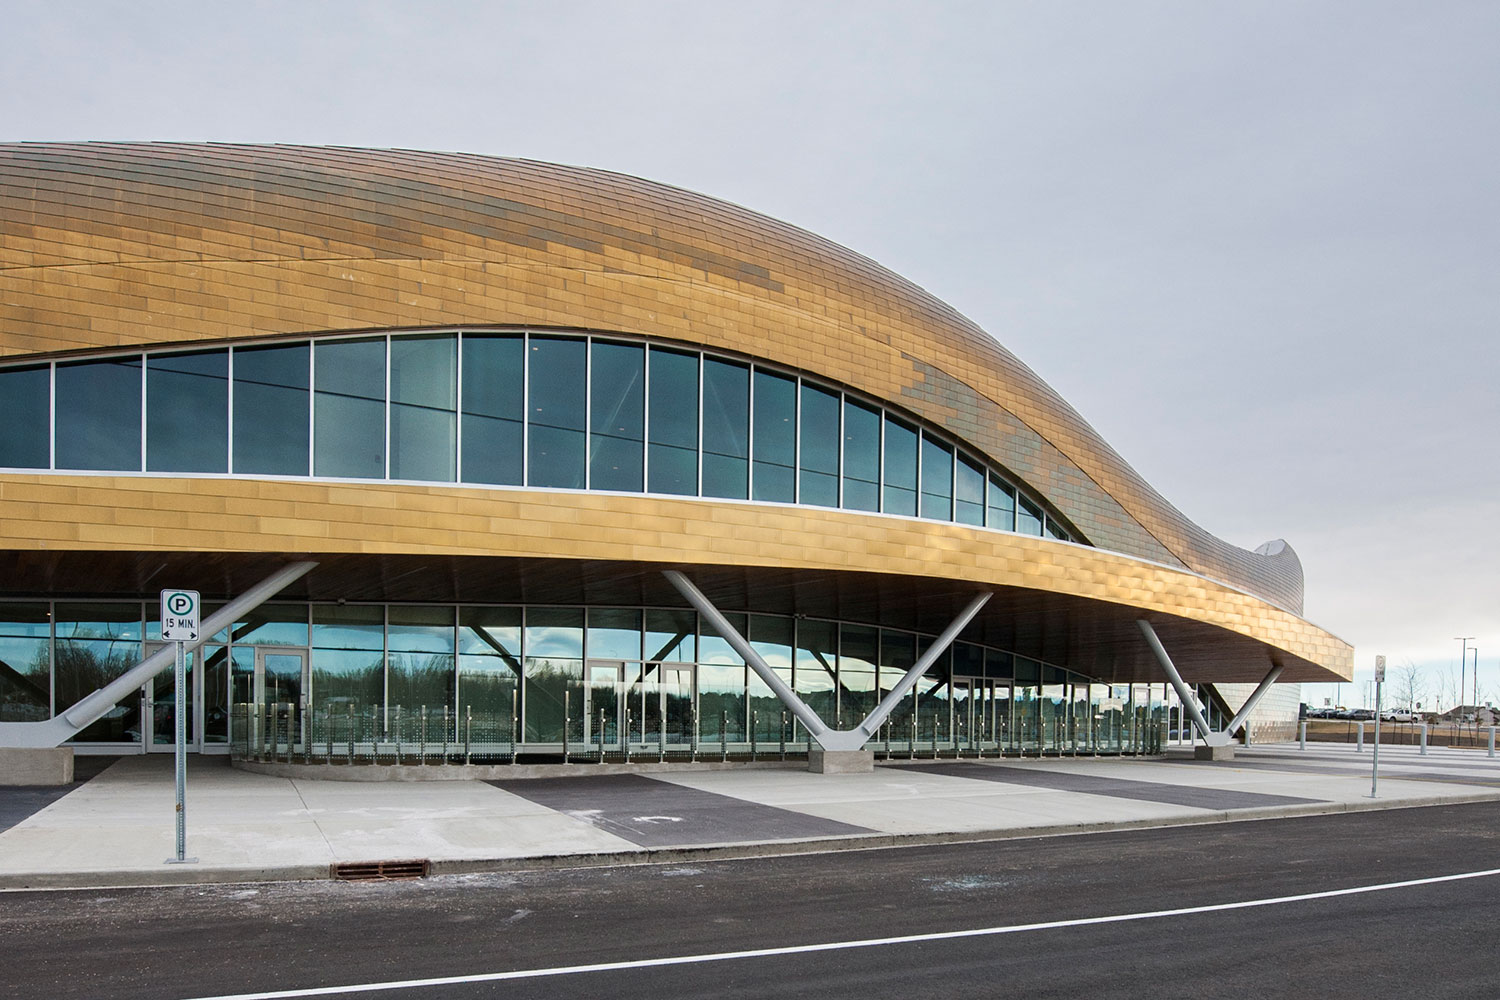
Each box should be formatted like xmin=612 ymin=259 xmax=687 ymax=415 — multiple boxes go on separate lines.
xmin=698 ymin=612 xmax=747 ymax=744
xmin=4 ymin=332 xmax=1074 ymax=541
xmin=314 ymin=338 xmax=386 ymax=479
xmin=589 ymin=341 xmax=644 ymax=492
xmin=11 ymin=598 xmax=1149 ymax=757
xmin=460 ymin=335 xmax=524 ymax=486
xmin=234 ymin=343 xmax=309 ymax=476
xmin=0 ymin=365 xmax=49 ymax=469
xmin=148 ymin=351 xmax=228 ymax=473
xmin=0 ymin=604 xmax=51 ymax=722
xmin=702 ymin=360 xmax=749 ymax=499
xmin=748 ymin=615 xmax=793 ymax=743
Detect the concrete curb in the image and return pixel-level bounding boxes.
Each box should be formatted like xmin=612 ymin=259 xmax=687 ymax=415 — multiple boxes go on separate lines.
xmin=6 ymin=788 xmax=1498 ymax=892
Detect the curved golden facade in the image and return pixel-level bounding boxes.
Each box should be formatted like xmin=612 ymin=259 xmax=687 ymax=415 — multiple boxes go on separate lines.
xmin=0 ymin=142 xmax=1351 ymax=684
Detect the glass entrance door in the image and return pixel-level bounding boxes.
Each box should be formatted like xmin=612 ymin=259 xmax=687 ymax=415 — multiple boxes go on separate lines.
xmin=951 ymin=679 xmax=972 ymax=750
xmin=661 ymin=664 xmax=694 ymax=745
xmin=248 ymin=647 xmax=308 ymax=758
xmin=634 ymin=662 xmax=695 ymax=749
xmin=255 ymin=647 xmax=308 ymax=708
xmin=585 ymin=661 xmax=626 ymax=750
xmin=952 ymin=679 xmax=997 ymax=751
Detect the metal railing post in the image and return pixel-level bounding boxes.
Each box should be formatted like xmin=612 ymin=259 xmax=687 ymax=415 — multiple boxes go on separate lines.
xmin=395 ymin=706 xmax=404 ymax=765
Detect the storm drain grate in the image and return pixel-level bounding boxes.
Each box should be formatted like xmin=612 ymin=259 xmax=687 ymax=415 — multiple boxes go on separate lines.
xmin=332 ymin=859 xmax=430 ymax=881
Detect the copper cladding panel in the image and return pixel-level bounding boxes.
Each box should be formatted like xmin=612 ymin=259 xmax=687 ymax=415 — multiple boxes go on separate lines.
xmin=1 ymin=143 xmax=1303 ymax=613
xmin=0 ymin=476 xmax=1352 ymax=683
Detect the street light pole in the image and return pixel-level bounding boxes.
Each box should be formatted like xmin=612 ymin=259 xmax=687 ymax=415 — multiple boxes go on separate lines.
xmin=1456 ymin=637 xmax=1474 ymax=716
xmin=1470 ymin=647 xmax=1480 ymax=736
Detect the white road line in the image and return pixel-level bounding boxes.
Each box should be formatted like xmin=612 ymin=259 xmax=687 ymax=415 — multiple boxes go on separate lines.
xmin=181 ymin=866 xmax=1500 ymax=1000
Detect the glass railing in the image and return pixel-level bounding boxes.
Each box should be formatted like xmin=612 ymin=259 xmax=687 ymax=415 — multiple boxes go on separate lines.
xmin=230 ymin=702 xmax=1164 ymax=765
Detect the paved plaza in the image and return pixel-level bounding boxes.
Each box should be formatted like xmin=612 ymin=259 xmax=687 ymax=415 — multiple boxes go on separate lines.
xmin=3 ymin=742 xmax=1498 ymax=889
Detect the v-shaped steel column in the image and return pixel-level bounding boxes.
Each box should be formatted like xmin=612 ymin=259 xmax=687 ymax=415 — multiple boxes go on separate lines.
xmin=1224 ymin=665 xmax=1285 ymax=736
xmin=664 ymin=570 xmax=990 ymax=751
xmin=1137 ymin=618 xmax=1229 ymax=747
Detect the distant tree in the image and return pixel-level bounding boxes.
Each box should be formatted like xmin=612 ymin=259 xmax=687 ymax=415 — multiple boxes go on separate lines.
xmin=1393 ymin=660 xmax=1426 ymax=713
xmin=1437 ymin=664 xmax=1463 ymax=714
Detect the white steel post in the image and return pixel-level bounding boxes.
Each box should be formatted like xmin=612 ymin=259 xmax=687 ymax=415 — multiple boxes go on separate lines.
xmin=1371 ymin=655 xmax=1384 ymax=798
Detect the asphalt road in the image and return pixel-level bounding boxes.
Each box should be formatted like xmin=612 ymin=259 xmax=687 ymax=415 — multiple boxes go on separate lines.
xmin=5 ymin=802 xmax=1499 ymax=1000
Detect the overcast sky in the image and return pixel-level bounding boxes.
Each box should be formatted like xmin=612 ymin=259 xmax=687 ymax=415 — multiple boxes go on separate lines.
xmin=6 ymin=0 xmax=1497 ymax=706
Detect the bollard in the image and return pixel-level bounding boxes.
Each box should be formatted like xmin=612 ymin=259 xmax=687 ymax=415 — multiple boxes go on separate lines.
xmin=1420 ymin=723 xmax=1428 ymax=755
xmin=1299 ymin=721 xmax=1307 ymax=751
xmin=1356 ymin=720 xmax=1365 ymax=751
xmin=1490 ymin=727 xmax=1497 ymax=758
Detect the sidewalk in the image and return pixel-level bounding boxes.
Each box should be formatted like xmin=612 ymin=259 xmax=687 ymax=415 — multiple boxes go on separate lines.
xmin=3 ymin=742 xmax=1498 ymax=890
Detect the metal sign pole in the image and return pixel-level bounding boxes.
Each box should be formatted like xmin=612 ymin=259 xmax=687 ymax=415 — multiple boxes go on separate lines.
xmin=161 ymin=588 xmax=199 ymax=865
xmin=1371 ymin=655 xmax=1385 ymax=798
xmin=174 ymin=639 xmax=188 ymax=861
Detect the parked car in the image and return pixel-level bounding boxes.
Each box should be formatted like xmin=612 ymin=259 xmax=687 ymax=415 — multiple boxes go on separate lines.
xmin=1349 ymin=709 xmax=1377 ymax=721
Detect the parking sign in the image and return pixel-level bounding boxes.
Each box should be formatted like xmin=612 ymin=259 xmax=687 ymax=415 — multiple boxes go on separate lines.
xmin=160 ymin=589 xmax=201 ymax=642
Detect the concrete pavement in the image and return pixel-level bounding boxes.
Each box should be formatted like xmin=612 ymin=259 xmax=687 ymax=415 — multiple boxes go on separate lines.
xmin=3 ymin=741 xmax=1498 ymax=889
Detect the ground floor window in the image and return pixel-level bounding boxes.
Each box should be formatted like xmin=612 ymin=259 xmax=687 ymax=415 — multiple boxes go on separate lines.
xmin=0 ymin=599 xmax=1177 ymax=754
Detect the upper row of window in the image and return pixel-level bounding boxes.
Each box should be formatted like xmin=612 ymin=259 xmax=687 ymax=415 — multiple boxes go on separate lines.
xmin=0 ymin=332 xmax=1072 ymax=539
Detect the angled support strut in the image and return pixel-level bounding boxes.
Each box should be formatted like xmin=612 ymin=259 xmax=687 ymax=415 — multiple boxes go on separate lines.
xmin=664 ymin=571 xmax=990 ymax=752
xmin=1225 ymin=665 xmax=1285 ymax=737
xmin=1136 ymin=618 xmax=1229 ymax=747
